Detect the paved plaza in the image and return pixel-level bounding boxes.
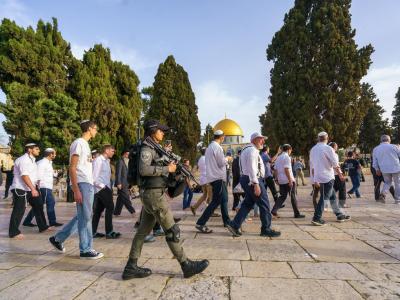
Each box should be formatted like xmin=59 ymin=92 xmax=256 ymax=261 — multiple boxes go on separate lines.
xmin=0 ymin=175 xmax=400 ymax=299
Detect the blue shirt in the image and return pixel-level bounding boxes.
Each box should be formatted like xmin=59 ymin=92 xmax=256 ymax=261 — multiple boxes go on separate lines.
xmin=261 ymin=152 xmax=272 ymax=178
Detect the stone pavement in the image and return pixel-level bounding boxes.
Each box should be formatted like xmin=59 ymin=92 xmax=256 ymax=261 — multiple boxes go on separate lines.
xmin=0 ymin=175 xmax=400 ymax=299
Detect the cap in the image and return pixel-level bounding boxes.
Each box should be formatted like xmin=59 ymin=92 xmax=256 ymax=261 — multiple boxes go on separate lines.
xmin=250 ymin=132 xmax=267 ymax=141
xmin=318 ymin=131 xmax=328 ymax=137
xmin=214 ymin=130 xmax=224 ymax=136
xmin=25 ymin=143 xmax=38 ymax=148
xmin=144 ymin=119 xmax=170 ymax=132
xmin=44 ymin=148 xmax=55 ymax=153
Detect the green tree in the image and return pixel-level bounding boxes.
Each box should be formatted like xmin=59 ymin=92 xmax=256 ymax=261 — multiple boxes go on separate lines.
xmin=0 ymin=18 xmax=80 ymax=160
xmin=358 ymin=83 xmax=391 ymax=154
xmin=70 ymin=44 xmax=142 ymax=154
xmin=263 ymin=0 xmax=373 ymax=155
xmin=201 ymin=123 xmax=214 ymax=147
xmin=1 ymin=82 xmax=79 ymax=161
xmin=146 ymin=55 xmax=201 ymax=161
xmin=391 ymin=87 xmax=400 ymax=144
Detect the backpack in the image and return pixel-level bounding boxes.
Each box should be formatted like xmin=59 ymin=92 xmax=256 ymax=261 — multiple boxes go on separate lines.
xmin=127 ymin=141 xmax=142 ymax=186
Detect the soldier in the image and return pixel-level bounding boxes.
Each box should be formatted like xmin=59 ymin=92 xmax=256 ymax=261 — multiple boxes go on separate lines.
xmin=122 ymin=120 xmax=209 ymax=279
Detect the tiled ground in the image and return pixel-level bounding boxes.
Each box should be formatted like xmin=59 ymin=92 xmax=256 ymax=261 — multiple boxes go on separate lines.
xmin=0 ymin=175 xmax=400 ymax=299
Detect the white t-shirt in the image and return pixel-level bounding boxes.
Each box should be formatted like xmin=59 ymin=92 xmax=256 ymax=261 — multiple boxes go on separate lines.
xmin=197 ymin=156 xmax=207 ymax=185
xmin=69 ymin=138 xmax=93 ymax=184
xmin=274 ymin=152 xmax=295 ymax=184
xmin=10 ymin=153 xmax=38 ymax=191
xmin=309 ymin=142 xmax=338 ymax=184
xmin=37 ymin=158 xmax=54 ymax=189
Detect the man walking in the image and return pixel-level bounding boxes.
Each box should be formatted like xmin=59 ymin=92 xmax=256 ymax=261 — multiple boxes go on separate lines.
xmin=9 ymin=143 xmax=49 ymax=238
xmin=92 ymin=144 xmax=121 ymax=239
xmin=122 ymin=120 xmax=208 ymax=279
xmin=37 ymin=148 xmax=63 ymax=227
xmin=114 ymin=149 xmax=135 ymax=216
xmin=373 ymin=135 xmax=400 ymax=203
xmin=195 ymin=130 xmax=231 ymax=233
xmin=190 ymin=147 xmax=212 ymax=215
xmin=329 ymin=143 xmax=347 ymax=207
xmin=310 ymin=132 xmax=350 ymax=226
xmin=344 ymin=151 xmax=362 ymax=198
xmin=271 ymin=144 xmax=304 ymax=218
xmin=49 ymin=120 xmax=103 ymax=259
xmin=226 ymin=133 xmax=281 ymax=237
xmin=293 ymin=158 xmax=306 ymax=186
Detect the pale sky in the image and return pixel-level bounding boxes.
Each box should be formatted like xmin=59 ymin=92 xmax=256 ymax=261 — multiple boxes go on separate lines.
xmin=0 ymin=0 xmax=399 ymax=143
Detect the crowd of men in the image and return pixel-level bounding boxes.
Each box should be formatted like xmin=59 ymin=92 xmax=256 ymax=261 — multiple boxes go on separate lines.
xmin=4 ymin=117 xmax=400 ymax=278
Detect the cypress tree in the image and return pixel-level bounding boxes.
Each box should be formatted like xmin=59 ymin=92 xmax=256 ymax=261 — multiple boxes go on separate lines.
xmin=201 ymin=123 xmax=214 ymax=147
xmin=146 ymin=55 xmax=201 ymax=161
xmin=70 ymin=44 xmax=142 ymax=154
xmin=358 ymin=83 xmax=391 ymax=154
xmin=391 ymin=87 xmax=400 ymax=143
xmin=263 ymin=0 xmax=373 ymax=155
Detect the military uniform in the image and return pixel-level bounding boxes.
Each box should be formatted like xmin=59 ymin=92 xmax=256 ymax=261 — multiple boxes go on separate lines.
xmin=128 ymin=139 xmax=187 ymax=263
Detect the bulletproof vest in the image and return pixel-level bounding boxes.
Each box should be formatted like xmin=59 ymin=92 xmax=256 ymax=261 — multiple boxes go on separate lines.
xmin=141 ymin=145 xmax=168 ymax=189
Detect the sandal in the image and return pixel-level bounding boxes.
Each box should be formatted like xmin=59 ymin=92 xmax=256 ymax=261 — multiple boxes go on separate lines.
xmin=195 ymin=225 xmax=213 ymax=234
xmin=106 ymin=231 xmax=121 ymax=239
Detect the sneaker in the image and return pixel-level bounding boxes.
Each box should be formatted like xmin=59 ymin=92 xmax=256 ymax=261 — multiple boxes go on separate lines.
xmin=336 ymin=214 xmax=347 ymax=223
xmin=93 ymin=232 xmax=106 ymax=238
xmin=49 ymin=236 xmax=65 ymax=253
xmin=377 ymin=194 xmax=385 ymax=203
xmin=106 ymin=231 xmax=121 ymax=239
xmin=144 ymin=234 xmax=156 ymax=243
xmin=344 ymin=215 xmax=351 ymax=221
xmin=294 ymin=214 xmax=305 ymax=219
xmin=260 ymin=229 xmax=281 ymax=237
xmin=80 ymin=250 xmax=104 ymax=260
xmin=153 ymin=229 xmax=164 ymax=236
xmin=226 ymin=223 xmax=242 ymax=237
xmin=50 ymin=222 xmax=64 ymax=227
xmin=311 ymin=219 xmax=326 ymax=226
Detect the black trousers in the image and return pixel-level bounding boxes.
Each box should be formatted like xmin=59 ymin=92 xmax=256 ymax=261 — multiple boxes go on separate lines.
xmin=333 ymin=175 xmax=346 ymax=206
xmin=114 ymin=188 xmax=135 ymax=215
xmin=92 ymin=187 xmax=114 ymax=234
xmin=265 ymin=176 xmax=279 ymax=202
xmin=232 ymin=193 xmax=244 ymax=210
xmin=272 ymin=183 xmax=300 ymax=216
xmin=373 ymin=174 xmax=395 ymax=200
xmin=9 ymin=189 xmax=48 ymax=237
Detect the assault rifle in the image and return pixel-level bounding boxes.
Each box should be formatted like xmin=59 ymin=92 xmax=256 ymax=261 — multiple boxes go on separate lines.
xmin=145 ymin=136 xmax=200 ymax=187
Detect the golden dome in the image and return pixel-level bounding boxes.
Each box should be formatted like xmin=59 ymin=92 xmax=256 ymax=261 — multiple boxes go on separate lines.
xmin=214 ymin=118 xmax=244 ymax=137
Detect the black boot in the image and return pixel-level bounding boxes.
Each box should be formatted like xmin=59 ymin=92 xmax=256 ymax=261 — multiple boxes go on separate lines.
xmin=180 ymin=259 xmax=209 ymax=278
xmin=122 ymin=258 xmax=152 ymax=280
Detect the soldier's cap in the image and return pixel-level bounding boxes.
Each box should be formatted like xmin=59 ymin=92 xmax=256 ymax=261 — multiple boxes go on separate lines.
xmin=214 ymin=130 xmax=224 ymax=136
xmin=25 ymin=143 xmax=38 ymax=148
xmin=250 ymin=132 xmax=267 ymax=141
xmin=144 ymin=119 xmax=170 ymax=132
xmin=318 ymin=131 xmax=328 ymax=137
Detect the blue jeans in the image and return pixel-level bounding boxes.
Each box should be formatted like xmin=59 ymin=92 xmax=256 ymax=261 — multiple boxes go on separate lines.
xmin=182 ymin=187 xmax=193 ymax=209
xmin=313 ymin=180 xmax=343 ymax=221
xmin=196 ymin=179 xmax=230 ymax=226
xmin=54 ymin=183 xmax=94 ymax=253
xmin=348 ymin=174 xmax=361 ymax=197
xmin=41 ymin=188 xmax=57 ymax=225
xmin=231 ymin=176 xmax=271 ymax=232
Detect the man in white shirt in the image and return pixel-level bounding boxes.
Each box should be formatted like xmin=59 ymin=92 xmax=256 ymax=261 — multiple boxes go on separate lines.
xmin=190 ymin=147 xmax=212 ymax=215
xmin=271 ymin=144 xmax=304 ymax=218
xmin=372 ymin=135 xmax=400 ymax=203
xmin=310 ymin=132 xmax=350 ymax=226
xmin=195 ymin=130 xmax=231 ymax=233
xmin=9 ymin=143 xmax=49 ymax=238
xmin=92 ymin=144 xmax=121 ymax=239
xmin=49 ymin=120 xmax=104 ymax=259
xmin=24 ymin=148 xmax=63 ymax=227
xmin=226 ymin=133 xmax=280 ymax=237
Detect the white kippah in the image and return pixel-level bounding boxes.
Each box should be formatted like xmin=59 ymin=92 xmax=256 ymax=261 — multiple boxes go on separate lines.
xmin=214 ymin=130 xmax=224 ymax=136
xmin=318 ymin=131 xmax=328 ymax=137
xmin=44 ymin=148 xmax=55 ymax=152
xmin=25 ymin=143 xmax=37 ymax=147
xmin=80 ymin=119 xmax=90 ymax=125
